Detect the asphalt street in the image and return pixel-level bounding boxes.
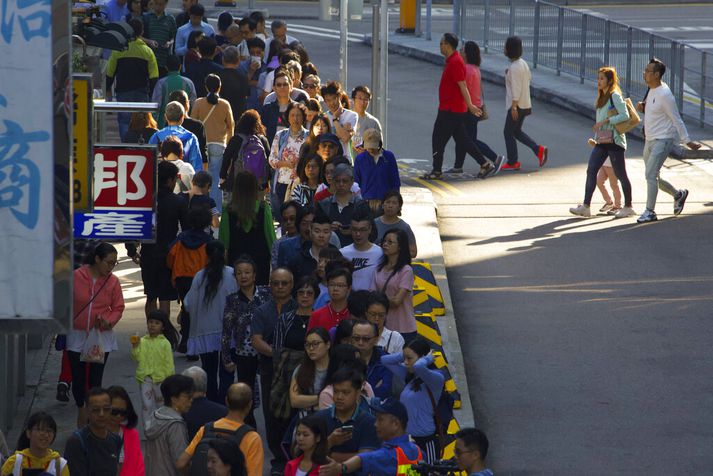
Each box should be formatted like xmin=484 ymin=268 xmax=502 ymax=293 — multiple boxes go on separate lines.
xmin=263 ymin=8 xmax=713 ymax=474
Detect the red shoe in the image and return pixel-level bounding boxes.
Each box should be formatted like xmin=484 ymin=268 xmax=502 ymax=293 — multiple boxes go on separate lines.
xmin=501 ymin=161 xmax=521 ymax=171
xmin=537 ymin=146 xmax=548 ymax=167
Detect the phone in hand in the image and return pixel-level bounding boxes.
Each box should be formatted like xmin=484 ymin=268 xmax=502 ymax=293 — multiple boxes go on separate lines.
xmin=341 ymin=425 xmax=354 ymax=432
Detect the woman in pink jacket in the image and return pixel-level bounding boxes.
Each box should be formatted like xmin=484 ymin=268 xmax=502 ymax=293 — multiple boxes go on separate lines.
xmin=108 ymin=385 xmax=145 ymax=476
xmin=67 ymin=243 xmax=125 ymax=427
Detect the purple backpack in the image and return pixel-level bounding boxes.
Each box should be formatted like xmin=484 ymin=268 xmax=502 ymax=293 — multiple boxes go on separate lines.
xmin=238 ymin=134 xmax=268 ymax=184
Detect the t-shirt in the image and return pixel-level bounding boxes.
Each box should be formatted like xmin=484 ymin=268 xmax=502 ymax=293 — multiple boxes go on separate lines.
xmin=471 ymin=470 xmax=494 ymax=476
xmin=439 ymin=52 xmax=467 ymax=113
xmin=326 ymin=108 xmax=359 ymax=160
xmin=308 ymin=304 xmax=350 ymax=332
xmin=163 ymin=158 xmax=195 ymax=193
xmin=377 ymin=328 xmax=405 ymax=354
xmin=374 ymin=218 xmax=416 ymax=248
xmin=292 ymin=365 xmax=328 ymax=395
xmin=185 ymin=418 xmax=264 ymax=476
xmin=64 ymin=427 xmax=123 ymax=476
xmin=313 ymin=405 xmax=379 ymax=455
xmin=370 ymin=266 xmax=415 ymax=334
xmin=354 ymin=112 xmax=382 ymax=151
xmin=464 ymin=64 xmax=483 ymax=108
xmin=340 ymin=243 xmax=383 ymax=291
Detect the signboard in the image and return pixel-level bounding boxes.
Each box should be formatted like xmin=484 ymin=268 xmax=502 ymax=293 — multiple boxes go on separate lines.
xmin=74 ymin=144 xmax=157 ymax=241
xmin=72 ymin=74 xmax=93 ymax=212
xmin=0 ymin=0 xmax=69 ymax=331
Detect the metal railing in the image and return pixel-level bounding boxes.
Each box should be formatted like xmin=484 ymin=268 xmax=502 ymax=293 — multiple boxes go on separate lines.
xmin=457 ymin=0 xmax=712 ymax=128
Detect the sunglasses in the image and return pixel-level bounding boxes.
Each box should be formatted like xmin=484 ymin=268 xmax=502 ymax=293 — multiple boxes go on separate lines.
xmin=111 ymin=408 xmax=128 ymax=417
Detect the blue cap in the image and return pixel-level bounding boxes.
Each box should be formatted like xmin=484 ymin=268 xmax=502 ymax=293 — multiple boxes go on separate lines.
xmin=317 ymin=132 xmax=340 ymax=146
xmin=370 ymin=399 xmax=408 ymax=427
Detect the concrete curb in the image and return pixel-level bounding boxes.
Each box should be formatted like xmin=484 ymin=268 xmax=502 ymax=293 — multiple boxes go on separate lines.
xmin=401 ymin=186 xmax=475 ymax=428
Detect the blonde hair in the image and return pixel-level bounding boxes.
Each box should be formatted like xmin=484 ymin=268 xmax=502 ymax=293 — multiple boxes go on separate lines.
xmin=595 ymin=66 xmax=621 ymax=109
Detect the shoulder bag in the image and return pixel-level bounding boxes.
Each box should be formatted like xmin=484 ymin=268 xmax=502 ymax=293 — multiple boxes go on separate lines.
xmin=608 ymin=95 xmax=641 ymax=134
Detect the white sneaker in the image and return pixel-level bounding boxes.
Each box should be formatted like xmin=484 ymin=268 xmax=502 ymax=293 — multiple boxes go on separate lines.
xmin=614 ymin=206 xmax=636 ymax=218
xmin=569 ymin=204 xmax=591 ymax=217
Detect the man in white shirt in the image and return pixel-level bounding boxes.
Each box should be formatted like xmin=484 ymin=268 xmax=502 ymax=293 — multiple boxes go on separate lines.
xmin=351 ymin=85 xmax=382 ymax=156
xmin=322 ymin=80 xmax=359 ymax=162
xmin=340 ymin=207 xmax=383 ymax=291
xmin=636 ymin=58 xmax=701 ymax=223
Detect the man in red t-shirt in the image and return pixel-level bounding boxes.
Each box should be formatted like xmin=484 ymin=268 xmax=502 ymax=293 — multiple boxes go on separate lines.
xmin=308 ymin=267 xmax=351 ymax=331
xmin=422 ymin=33 xmax=503 ymax=180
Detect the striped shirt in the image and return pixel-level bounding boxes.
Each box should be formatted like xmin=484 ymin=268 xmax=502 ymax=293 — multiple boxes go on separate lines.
xmin=143 ymin=12 xmax=177 ymax=67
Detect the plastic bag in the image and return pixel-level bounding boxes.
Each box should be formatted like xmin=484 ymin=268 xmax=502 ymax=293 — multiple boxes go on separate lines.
xmin=80 ymin=328 xmax=105 ymax=363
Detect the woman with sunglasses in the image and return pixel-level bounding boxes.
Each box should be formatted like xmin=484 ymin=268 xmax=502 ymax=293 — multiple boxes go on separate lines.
xmin=67 ymin=242 xmax=125 ymax=428
xmin=107 ymin=386 xmax=145 ymax=476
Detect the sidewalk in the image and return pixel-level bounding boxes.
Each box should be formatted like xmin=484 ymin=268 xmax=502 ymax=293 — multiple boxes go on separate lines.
xmin=364 ymin=29 xmax=713 ymax=156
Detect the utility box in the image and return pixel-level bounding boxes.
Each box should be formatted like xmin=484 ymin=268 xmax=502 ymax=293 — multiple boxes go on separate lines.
xmin=398 ymin=0 xmax=416 ymax=32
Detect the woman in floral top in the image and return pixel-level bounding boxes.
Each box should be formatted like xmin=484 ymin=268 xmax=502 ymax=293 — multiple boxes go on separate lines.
xmin=269 ymin=102 xmax=309 ymax=206
xmin=220 ymin=256 xmax=272 ymax=426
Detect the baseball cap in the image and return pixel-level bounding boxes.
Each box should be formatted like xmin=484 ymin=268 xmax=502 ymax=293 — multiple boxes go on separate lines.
xmin=318 ymin=133 xmax=340 ymax=146
xmin=362 ymin=128 xmax=382 ymax=149
xmin=370 ymin=398 xmax=408 ymax=427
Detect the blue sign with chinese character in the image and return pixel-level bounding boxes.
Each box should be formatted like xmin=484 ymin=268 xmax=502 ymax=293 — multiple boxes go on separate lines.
xmin=74 ymin=210 xmax=153 ymax=240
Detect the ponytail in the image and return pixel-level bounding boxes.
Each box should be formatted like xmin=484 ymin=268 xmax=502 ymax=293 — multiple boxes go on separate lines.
xmin=202 ymin=240 xmax=226 ymax=305
xmin=204 ymin=74 xmax=221 ymax=105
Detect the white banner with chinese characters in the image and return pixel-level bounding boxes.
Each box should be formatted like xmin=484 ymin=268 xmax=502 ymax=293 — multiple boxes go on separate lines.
xmin=0 ymin=0 xmax=55 ymax=320
xmin=74 ymin=144 xmax=157 ymax=241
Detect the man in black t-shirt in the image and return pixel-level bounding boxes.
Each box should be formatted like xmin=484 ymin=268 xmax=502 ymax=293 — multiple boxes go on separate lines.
xmin=64 ymin=388 xmax=123 ymax=476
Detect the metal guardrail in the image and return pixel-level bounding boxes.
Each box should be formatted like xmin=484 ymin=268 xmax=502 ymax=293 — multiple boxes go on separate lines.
xmin=456 ymin=0 xmax=712 ymax=129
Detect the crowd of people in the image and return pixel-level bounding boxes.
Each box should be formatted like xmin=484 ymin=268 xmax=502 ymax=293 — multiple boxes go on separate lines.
xmin=0 ymin=2 xmax=498 ymax=475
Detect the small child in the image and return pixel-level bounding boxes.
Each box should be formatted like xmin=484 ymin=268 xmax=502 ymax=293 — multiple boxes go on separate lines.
xmin=374 ymin=190 xmax=418 ymax=258
xmin=130 ymin=310 xmax=179 ymax=428
xmin=183 ymin=170 xmax=220 ymax=232
xmin=596 ymin=158 xmax=622 ymax=214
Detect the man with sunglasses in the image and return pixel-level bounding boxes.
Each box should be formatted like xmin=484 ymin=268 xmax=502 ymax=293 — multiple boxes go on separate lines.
xmin=64 ymin=387 xmax=123 ymax=476
xmin=454 ymin=428 xmax=492 ymax=476
xmin=251 ymin=268 xmax=296 ymax=474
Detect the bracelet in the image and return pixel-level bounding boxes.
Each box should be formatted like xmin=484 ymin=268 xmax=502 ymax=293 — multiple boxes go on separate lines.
xmin=341 ymin=463 xmax=348 ymax=474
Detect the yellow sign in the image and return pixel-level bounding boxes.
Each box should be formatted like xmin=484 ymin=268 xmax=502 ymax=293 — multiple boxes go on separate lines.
xmin=72 ymin=74 xmax=93 ymax=212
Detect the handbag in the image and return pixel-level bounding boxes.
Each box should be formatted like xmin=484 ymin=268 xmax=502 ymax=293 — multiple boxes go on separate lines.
xmin=80 ymin=328 xmax=105 ymax=363
xmin=595 ymin=129 xmax=614 ymax=144
xmin=608 ymin=96 xmax=641 ymax=134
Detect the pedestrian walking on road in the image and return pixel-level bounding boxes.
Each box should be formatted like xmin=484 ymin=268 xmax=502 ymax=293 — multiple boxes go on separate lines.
xmin=67 ymin=243 xmax=125 ymax=428
xmin=569 ymin=66 xmax=635 ymax=218
xmin=596 ymin=158 xmax=623 ymax=215
xmin=423 ymin=33 xmax=499 ymax=180
xmin=106 ymin=386 xmax=145 ymax=476
xmin=636 ymin=58 xmax=701 ymax=223
xmin=450 ymin=41 xmax=504 ymax=174
xmin=501 ymin=36 xmax=548 ymax=171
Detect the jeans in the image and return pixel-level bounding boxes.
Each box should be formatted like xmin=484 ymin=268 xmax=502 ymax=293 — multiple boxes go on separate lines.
xmin=455 ymin=114 xmax=498 ymax=168
xmin=207 ymin=143 xmax=226 ymax=213
xmin=503 ymin=107 xmax=539 ymax=164
xmin=583 ymin=144 xmax=632 ymax=208
xmin=116 ymin=89 xmax=149 ymax=142
xmin=643 ymin=138 xmax=677 ymax=211
xmin=67 ymin=351 xmax=109 ymax=407
xmin=431 ymin=110 xmax=486 ymax=172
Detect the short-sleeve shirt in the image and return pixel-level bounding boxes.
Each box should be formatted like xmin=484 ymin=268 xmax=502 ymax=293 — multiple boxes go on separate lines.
xmin=439 ymin=52 xmax=467 ymax=113
xmin=339 ymin=243 xmax=383 ymax=291
xmin=374 ymin=218 xmax=416 ymax=248
xmin=308 ymin=304 xmax=350 ymax=332
xmin=370 ymin=266 xmax=415 ymax=334
xmin=185 ymin=418 xmax=264 ymax=476
xmin=358 ymin=435 xmax=421 ymax=476
xmin=313 ymin=405 xmax=380 ymax=455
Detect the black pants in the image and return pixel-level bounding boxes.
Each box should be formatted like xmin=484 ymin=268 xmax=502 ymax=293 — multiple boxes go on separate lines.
xmin=219 ymin=351 xmax=258 ymax=428
xmin=431 ymin=110 xmax=486 ymax=172
xmin=503 ymin=107 xmax=539 ymax=164
xmin=413 ymin=433 xmax=441 ymax=464
xmin=260 ymin=358 xmax=289 ymax=468
xmin=455 ymin=113 xmax=498 ymax=168
xmin=199 ymin=351 xmax=223 ymax=403
xmin=175 ymin=277 xmax=193 ymax=354
xmin=583 ymin=143 xmax=632 ymax=207
xmin=67 ymin=351 xmax=109 ymax=407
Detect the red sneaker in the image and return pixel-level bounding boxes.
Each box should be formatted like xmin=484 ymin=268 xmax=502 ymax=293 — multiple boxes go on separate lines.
xmin=501 ymin=161 xmax=521 ymax=171
xmin=537 ymin=146 xmax=548 ymax=167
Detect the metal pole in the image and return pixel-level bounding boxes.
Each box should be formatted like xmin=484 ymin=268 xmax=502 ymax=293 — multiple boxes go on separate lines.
xmin=556 ymin=8 xmax=564 ymax=75
xmin=453 ymin=0 xmax=461 ymax=38
xmin=379 ymin=0 xmax=388 ymax=145
xmin=678 ymin=43 xmax=685 ymax=113
xmin=508 ymin=0 xmax=515 ymax=37
xmin=625 ymin=26 xmax=633 ymax=96
xmin=415 ymin=0 xmax=422 ymax=37
xmin=532 ymin=1 xmax=540 ymax=68
xmin=701 ymin=52 xmax=707 ymax=126
xmin=426 ymin=0 xmax=432 ymax=41
xmin=579 ymin=14 xmax=587 ymax=84
xmin=604 ymin=20 xmax=610 ymax=65
xmin=483 ymin=0 xmax=490 ymax=52
xmin=371 ymin=2 xmax=381 ymax=121
xmin=340 ymin=0 xmax=349 ymax=88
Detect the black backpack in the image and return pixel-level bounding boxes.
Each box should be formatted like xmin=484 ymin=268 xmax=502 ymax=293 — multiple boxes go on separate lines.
xmin=189 ymin=422 xmax=255 ymax=476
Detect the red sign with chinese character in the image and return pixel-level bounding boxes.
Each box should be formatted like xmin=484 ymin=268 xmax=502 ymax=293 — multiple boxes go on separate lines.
xmin=93 ymin=146 xmax=156 ymax=209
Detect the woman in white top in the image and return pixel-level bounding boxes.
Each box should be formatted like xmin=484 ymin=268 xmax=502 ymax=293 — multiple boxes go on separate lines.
xmin=502 ymin=36 xmax=548 ymax=171
xmin=269 ymin=102 xmax=309 ymax=205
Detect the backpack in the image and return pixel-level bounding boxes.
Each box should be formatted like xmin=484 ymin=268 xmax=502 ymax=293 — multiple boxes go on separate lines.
xmin=189 ymin=422 xmax=254 ymax=476
xmin=166 ymin=240 xmax=208 ymax=285
xmin=238 ymin=134 xmax=268 ymax=183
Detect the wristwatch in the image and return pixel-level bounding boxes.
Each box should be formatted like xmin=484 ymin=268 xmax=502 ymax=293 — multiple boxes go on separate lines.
xmin=341 ymin=463 xmax=348 ymax=474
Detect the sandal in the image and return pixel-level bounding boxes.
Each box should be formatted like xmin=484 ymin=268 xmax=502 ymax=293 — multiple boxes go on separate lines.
xmin=420 ymin=170 xmax=443 ymax=180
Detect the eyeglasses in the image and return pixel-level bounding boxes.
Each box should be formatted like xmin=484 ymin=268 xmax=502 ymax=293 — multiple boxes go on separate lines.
xmin=111 ymin=408 xmax=128 ymax=417
xmin=274 ymin=82 xmax=290 ymax=88
xmin=103 ymin=259 xmax=118 ymax=268
xmin=328 ymin=282 xmax=349 ymax=288
xmin=271 ymin=280 xmax=292 ymax=287
xmin=454 ymin=448 xmax=475 ymax=457
xmin=304 ymin=83 xmax=318 ymax=89
xmin=297 ymin=289 xmax=315 ymax=296
xmin=304 ymin=340 xmax=324 ymax=349
xmin=351 ymin=335 xmax=374 ymax=343
xmin=31 ymin=427 xmax=55 ymax=435
xmin=367 ymin=311 xmax=386 ymax=319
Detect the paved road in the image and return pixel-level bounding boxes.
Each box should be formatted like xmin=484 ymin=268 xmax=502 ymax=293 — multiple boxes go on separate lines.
xmin=273 ymin=12 xmax=713 ymax=474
